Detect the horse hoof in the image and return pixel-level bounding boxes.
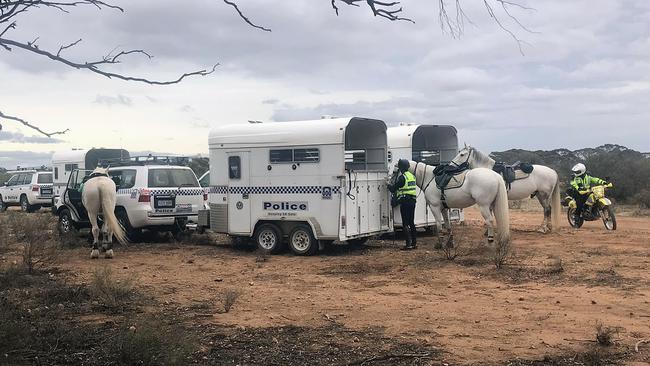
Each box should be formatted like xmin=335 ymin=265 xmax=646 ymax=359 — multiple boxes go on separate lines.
xmin=90 ymin=250 xmax=100 ymax=259
xmin=104 ymin=249 xmax=114 ymax=259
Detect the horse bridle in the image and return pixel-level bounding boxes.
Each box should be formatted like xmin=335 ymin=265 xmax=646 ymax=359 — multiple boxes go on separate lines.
xmin=451 ymin=147 xmax=473 ymax=168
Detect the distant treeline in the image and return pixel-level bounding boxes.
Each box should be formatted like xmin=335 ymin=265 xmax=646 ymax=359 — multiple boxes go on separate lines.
xmin=491 ymin=144 xmax=650 ymax=207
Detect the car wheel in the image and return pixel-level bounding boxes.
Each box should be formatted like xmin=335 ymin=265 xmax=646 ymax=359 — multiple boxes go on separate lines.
xmin=0 ymin=196 xmax=7 ymax=213
xmin=20 ymin=195 xmax=34 ymax=213
xmin=254 ymin=223 xmax=283 ymax=254
xmin=288 ymin=224 xmax=318 ymax=256
xmin=116 ymin=210 xmax=140 ymax=242
xmin=58 ymin=209 xmax=78 ymax=235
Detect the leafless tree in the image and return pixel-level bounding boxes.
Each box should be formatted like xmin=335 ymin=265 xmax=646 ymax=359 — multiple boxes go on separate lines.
xmin=1 ymin=0 xmax=532 ymax=137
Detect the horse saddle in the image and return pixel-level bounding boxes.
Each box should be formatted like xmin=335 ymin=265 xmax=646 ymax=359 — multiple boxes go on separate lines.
xmin=434 ymin=163 xmax=469 ymax=191
xmin=492 ymin=162 xmax=534 ymax=189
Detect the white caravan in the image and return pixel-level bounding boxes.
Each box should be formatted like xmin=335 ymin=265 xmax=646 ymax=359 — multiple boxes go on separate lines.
xmin=199 ymin=117 xmax=392 ymax=255
xmin=388 ymin=123 xmax=464 ymax=230
xmin=51 ymin=148 xmax=130 ymax=198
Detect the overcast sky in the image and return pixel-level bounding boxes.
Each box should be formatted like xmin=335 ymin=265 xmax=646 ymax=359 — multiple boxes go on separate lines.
xmin=1 ymin=0 xmax=650 ymax=168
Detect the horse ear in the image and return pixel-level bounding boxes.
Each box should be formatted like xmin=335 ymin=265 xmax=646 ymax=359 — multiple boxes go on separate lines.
xmin=464 ymin=142 xmax=468 ymax=149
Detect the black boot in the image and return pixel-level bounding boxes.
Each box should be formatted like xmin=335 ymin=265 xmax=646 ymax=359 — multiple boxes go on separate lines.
xmin=402 ymin=230 xmax=412 ymax=250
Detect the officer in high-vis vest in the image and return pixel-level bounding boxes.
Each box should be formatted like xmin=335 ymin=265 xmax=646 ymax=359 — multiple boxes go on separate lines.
xmin=388 ymin=159 xmax=418 ymax=250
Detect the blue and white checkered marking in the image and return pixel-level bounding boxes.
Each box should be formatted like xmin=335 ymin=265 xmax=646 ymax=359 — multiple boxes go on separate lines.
xmin=209 ymin=185 xmax=341 ymax=195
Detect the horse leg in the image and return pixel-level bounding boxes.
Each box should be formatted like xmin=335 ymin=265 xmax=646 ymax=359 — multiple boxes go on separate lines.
xmin=479 ymin=204 xmax=496 ymax=245
xmin=429 ymin=205 xmax=445 ymax=249
xmin=104 ymin=222 xmax=114 ymax=259
xmin=442 ymin=209 xmax=454 ymax=248
xmin=89 ymin=214 xmax=100 ymax=259
xmin=536 ymin=192 xmax=551 ymax=233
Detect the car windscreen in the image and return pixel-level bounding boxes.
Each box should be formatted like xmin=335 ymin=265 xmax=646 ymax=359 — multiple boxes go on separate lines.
xmin=148 ymin=169 xmax=198 ymax=188
xmin=37 ymin=173 xmax=53 ymax=184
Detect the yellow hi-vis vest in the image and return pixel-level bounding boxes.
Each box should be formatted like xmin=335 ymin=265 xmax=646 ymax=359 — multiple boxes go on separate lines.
xmin=397 ymin=171 xmax=417 ymax=198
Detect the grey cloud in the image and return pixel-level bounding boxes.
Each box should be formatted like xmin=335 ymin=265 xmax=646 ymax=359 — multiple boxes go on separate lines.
xmin=94 ymin=94 xmax=133 ymax=107
xmin=0 ymin=151 xmax=54 ymax=169
xmin=0 ymin=130 xmax=64 ymax=144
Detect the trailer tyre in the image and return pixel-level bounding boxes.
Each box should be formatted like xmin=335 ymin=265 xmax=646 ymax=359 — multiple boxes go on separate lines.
xmin=254 ymin=223 xmax=283 ymax=254
xmin=288 ymin=225 xmax=318 ymax=256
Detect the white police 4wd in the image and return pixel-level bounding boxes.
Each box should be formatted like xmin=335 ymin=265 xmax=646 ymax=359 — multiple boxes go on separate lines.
xmin=0 ymin=169 xmax=53 ymax=212
xmin=54 ymin=157 xmax=206 ymax=240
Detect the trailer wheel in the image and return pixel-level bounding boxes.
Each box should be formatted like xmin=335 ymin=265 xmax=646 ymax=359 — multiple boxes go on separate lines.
xmin=288 ymin=225 xmax=318 ymax=256
xmin=254 ymin=223 xmax=283 ymax=254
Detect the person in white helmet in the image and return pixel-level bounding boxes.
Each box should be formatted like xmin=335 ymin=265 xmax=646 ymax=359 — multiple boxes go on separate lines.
xmin=569 ymin=163 xmax=607 ymax=218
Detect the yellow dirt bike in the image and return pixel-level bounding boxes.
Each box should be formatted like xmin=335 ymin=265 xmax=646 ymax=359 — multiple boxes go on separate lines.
xmin=563 ymin=183 xmax=616 ymax=230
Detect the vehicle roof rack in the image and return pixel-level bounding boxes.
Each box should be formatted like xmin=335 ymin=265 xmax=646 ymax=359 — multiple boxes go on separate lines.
xmin=98 ymin=155 xmax=191 ymax=168
xmin=8 ymin=166 xmax=52 ymax=173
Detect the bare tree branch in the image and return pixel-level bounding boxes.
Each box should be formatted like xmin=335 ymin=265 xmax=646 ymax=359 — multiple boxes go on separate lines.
xmin=331 ymin=0 xmax=414 ymax=23
xmin=0 ymin=37 xmax=219 ymax=85
xmin=0 ymin=110 xmax=69 ymax=137
xmin=222 ymin=0 xmax=271 ymax=32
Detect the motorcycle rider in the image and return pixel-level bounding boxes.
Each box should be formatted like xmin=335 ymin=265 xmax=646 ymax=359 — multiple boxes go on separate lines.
xmin=570 ymin=163 xmax=607 ymax=219
xmin=388 ymin=159 xmax=418 ymax=250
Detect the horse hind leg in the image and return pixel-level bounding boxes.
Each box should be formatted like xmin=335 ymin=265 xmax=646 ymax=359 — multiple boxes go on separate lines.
xmin=89 ymin=214 xmax=100 ymax=259
xmin=479 ymin=205 xmax=496 ymax=245
xmin=536 ymin=193 xmax=552 ymax=233
xmin=104 ymin=223 xmax=114 ymax=259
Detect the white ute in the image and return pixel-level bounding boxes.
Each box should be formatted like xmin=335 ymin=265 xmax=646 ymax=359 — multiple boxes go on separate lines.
xmin=0 ymin=168 xmax=53 ymax=212
xmin=199 ymin=117 xmax=393 ymax=255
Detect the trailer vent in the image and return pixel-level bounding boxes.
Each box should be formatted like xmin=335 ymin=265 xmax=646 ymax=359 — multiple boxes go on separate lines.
xmin=209 ymin=203 xmax=228 ymax=233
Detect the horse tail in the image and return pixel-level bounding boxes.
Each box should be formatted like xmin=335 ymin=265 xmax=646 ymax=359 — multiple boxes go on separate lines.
xmin=99 ymin=183 xmax=127 ymax=245
xmin=493 ymin=175 xmax=511 ymax=245
xmin=550 ymin=176 xmax=561 ymax=231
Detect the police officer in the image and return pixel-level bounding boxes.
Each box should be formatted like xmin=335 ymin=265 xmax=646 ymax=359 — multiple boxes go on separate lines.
xmin=570 ymin=163 xmax=607 ymax=218
xmin=389 ymin=159 xmax=417 ymax=250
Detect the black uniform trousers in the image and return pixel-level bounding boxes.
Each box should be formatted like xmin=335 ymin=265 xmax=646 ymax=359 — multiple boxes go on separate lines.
xmin=400 ymin=198 xmax=417 ymax=245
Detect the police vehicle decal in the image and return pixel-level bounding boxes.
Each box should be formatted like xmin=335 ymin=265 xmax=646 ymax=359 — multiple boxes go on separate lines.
xmin=209 ymin=186 xmax=341 ymax=195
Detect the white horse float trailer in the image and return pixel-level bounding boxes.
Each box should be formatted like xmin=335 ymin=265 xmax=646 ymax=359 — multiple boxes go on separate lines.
xmin=199 ymin=117 xmax=393 ymax=255
xmin=388 ymin=123 xmax=464 ymax=230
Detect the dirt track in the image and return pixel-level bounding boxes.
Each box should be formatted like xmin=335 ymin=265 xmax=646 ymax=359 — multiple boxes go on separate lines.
xmin=57 ymin=206 xmax=650 ymax=365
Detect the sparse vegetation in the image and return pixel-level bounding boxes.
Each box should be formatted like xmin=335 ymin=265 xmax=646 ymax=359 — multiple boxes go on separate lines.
xmin=220 ymin=288 xmax=241 ymax=313
xmin=89 ymin=266 xmax=137 ymax=311
xmin=2 ymin=213 xmax=59 ymax=273
xmin=596 ymin=321 xmax=617 ymax=346
xmin=117 ymin=319 xmax=196 ymax=366
xmin=493 ymin=238 xmax=511 ymax=269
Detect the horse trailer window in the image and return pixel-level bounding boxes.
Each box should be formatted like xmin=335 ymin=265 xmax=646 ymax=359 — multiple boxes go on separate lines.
xmin=293 ymin=148 xmax=319 ymax=163
xmin=54 ymin=167 xmax=59 ymax=180
xmin=65 ymin=163 xmax=78 ymax=172
xmin=228 ymin=156 xmax=241 ymax=180
xmin=413 ymin=150 xmax=441 ymax=165
xmin=148 ymin=169 xmax=198 ymax=188
xmin=345 ymin=150 xmax=366 ymax=163
xmin=269 ymin=149 xmax=293 ymax=163
xmin=37 ymin=173 xmax=53 ymax=184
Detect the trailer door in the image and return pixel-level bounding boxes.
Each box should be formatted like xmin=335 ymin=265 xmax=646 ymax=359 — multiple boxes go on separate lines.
xmin=227 ymin=152 xmax=251 ymax=235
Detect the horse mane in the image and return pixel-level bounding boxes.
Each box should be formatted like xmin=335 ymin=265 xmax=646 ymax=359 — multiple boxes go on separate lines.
xmin=471 ymin=147 xmax=496 ymax=167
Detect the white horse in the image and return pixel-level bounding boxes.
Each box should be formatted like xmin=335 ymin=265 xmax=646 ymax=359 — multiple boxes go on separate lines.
xmin=451 ymin=146 xmax=561 ymax=233
xmin=398 ymin=160 xmax=510 ymax=248
xmin=81 ymin=167 xmax=127 ymax=259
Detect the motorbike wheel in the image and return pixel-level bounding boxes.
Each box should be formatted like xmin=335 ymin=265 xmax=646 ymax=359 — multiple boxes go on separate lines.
xmin=567 ymin=207 xmax=583 ymax=228
xmin=601 ymin=206 xmax=617 ymax=231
